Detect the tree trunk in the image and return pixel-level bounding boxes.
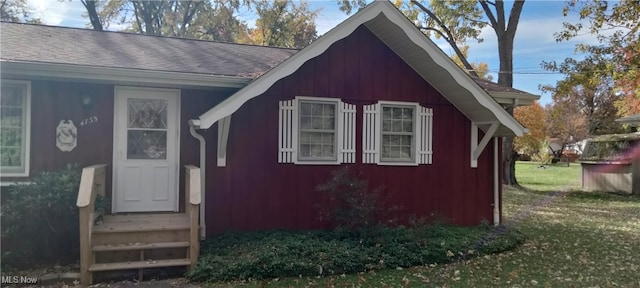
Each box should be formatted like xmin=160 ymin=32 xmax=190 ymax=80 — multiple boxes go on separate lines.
xmin=480 ymin=0 xmax=525 ymax=186
xmin=81 ymin=0 xmax=103 ymax=31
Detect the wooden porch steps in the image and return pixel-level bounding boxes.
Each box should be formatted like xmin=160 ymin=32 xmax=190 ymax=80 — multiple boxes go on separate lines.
xmin=94 ymin=213 xmax=191 ymax=233
xmin=88 ymin=258 xmax=191 ymax=272
xmin=78 ymin=165 xmax=201 ymax=286
xmin=92 ymin=241 xmax=190 ymax=252
xmin=88 ymin=213 xmax=195 ymax=282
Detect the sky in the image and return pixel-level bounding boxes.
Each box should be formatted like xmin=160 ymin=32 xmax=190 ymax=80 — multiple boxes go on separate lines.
xmin=24 ymin=0 xmax=603 ymax=106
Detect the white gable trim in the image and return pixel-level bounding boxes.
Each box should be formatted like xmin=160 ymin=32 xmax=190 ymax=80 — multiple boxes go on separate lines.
xmin=196 ymin=1 xmax=525 ymax=137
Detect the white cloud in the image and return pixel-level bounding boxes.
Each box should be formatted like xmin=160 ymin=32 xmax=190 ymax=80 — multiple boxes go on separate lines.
xmin=29 ymin=0 xmax=71 ymax=25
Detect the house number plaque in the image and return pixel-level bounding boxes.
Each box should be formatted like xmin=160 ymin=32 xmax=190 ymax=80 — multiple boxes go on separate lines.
xmin=56 ymin=120 xmax=77 ymax=152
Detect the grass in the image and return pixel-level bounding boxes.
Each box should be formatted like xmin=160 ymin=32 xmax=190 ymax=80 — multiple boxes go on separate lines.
xmin=200 ymin=162 xmax=640 ymax=287
xmin=513 ymin=161 xmax=581 ymax=191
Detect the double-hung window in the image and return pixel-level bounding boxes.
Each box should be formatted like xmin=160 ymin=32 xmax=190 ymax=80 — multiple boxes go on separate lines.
xmin=1 ymin=80 xmax=31 ymax=176
xmin=279 ymin=96 xmax=356 ymax=164
xmin=299 ymin=101 xmax=337 ymax=161
xmin=381 ymin=105 xmax=415 ymax=162
xmin=363 ymin=101 xmax=433 ymax=165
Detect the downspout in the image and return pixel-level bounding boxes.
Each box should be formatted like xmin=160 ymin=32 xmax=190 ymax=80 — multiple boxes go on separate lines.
xmin=188 ymin=120 xmax=206 ymax=239
xmin=493 ymin=137 xmax=500 ymax=226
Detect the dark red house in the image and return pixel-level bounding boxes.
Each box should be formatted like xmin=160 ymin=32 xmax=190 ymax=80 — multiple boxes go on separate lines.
xmin=1 ymin=1 xmax=538 ymax=237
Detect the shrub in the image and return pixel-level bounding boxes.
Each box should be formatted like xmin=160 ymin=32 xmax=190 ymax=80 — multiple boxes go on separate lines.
xmin=315 ymin=166 xmax=401 ymax=232
xmin=187 ymin=225 xmax=525 ymax=282
xmin=0 ymin=165 xmax=106 ymax=268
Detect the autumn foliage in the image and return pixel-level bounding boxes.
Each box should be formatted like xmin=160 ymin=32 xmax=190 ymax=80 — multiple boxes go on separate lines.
xmin=514 ymin=101 xmax=546 ymax=157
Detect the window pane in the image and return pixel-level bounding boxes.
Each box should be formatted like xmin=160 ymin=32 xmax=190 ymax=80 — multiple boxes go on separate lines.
xmin=300 ymin=131 xmax=310 ymax=144
xmin=0 ymin=147 xmax=22 ymax=168
xmin=311 ymin=117 xmax=323 ymax=129
xmin=300 ymin=103 xmax=312 ymax=115
xmin=322 ymin=133 xmax=334 ymax=144
xmin=402 ymin=120 xmax=412 ymax=132
xmin=0 ymin=87 xmax=24 ymax=106
xmin=300 ymin=116 xmax=311 ymax=129
xmin=400 ymin=147 xmax=411 ymax=159
xmin=128 ymin=99 xmax=167 ymax=129
xmin=392 ymin=120 xmax=402 ymax=132
xmin=309 ymin=144 xmax=322 ymax=157
xmin=402 ymin=108 xmax=413 ymax=119
xmin=322 ymin=116 xmax=333 ymax=129
xmin=1 ymin=83 xmax=26 ymax=172
xmin=1 ymin=108 xmax=22 ymax=127
xmin=322 ymin=145 xmax=334 ymax=156
xmin=311 ymin=103 xmax=323 ymax=115
xmin=324 ymin=104 xmax=335 ymax=116
xmin=127 ymin=130 xmax=167 ymax=159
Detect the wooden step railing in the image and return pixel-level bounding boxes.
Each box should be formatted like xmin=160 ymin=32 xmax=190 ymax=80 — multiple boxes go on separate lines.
xmin=184 ymin=165 xmax=201 ymax=271
xmin=76 ymin=164 xmax=107 ymax=286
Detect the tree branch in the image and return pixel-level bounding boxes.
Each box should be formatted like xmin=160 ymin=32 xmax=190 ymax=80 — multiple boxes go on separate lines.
xmin=410 ymin=0 xmax=479 ymax=77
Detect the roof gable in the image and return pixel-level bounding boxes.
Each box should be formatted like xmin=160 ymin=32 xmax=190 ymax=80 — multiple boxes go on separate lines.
xmin=196 ymin=1 xmax=526 ymax=136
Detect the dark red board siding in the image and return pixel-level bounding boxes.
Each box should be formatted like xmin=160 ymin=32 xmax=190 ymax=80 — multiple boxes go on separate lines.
xmin=205 ymin=25 xmax=499 ymax=235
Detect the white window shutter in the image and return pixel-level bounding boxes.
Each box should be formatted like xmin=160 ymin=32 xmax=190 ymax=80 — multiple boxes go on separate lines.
xmin=417 ymin=106 xmax=433 ymax=164
xmin=278 ymin=99 xmax=296 ymax=163
xmin=362 ymin=103 xmax=380 ymax=164
xmin=339 ymin=102 xmax=356 ymax=163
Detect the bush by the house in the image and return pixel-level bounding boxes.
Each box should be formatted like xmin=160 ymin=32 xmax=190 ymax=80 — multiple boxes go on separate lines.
xmin=187 ymin=224 xmax=525 ymax=282
xmin=315 ymin=166 xmax=402 ymax=232
xmin=1 ymin=165 xmax=106 ymax=269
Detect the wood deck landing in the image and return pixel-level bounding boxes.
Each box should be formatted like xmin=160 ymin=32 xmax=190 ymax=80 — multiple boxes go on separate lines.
xmin=94 ymin=213 xmax=190 ymax=233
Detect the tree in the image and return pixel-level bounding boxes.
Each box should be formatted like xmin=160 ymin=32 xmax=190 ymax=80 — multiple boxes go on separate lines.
xmin=614 ymin=40 xmax=640 ymax=116
xmin=514 ymin=101 xmax=545 ymax=158
xmin=544 ymin=101 xmax=587 ymax=159
xmin=451 ymin=45 xmax=494 ymax=81
xmin=81 ymin=0 xmax=104 ymax=30
xmin=555 ymin=0 xmax=640 ymax=117
xmin=1 ymin=0 xmax=40 ymax=23
xmin=247 ymin=0 xmax=318 ymax=48
xmin=542 ymin=59 xmax=624 ymax=136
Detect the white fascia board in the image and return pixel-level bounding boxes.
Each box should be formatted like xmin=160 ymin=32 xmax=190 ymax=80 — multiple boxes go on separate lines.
xmin=1 ymin=61 xmax=250 ymax=89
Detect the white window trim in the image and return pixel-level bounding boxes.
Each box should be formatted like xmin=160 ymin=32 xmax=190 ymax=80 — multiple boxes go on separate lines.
xmin=279 ymin=96 xmax=356 ymax=165
xmin=296 ymin=97 xmax=340 ymax=164
xmin=379 ymin=102 xmax=417 ymax=165
xmin=1 ymin=80 xmax=31 ymax=177
xmin=363 ymin=100 xmax=433 ymax=166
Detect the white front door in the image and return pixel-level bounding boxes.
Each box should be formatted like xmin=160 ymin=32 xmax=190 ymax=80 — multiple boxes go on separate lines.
xmin=113 ymin=87 xmax=180 ymax=213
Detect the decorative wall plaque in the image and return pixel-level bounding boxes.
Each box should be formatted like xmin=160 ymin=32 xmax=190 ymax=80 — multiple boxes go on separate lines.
xmin=56 ymin=120 xmax=77 ymax=152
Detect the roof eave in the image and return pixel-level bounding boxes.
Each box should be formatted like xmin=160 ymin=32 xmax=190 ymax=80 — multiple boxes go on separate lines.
xmin=490 ymin=91 xmax=540 ymax=106
xmin=0 ymin=60 xmax=250 ymax=89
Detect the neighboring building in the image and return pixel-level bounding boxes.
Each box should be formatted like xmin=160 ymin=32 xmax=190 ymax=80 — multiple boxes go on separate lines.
xmin=580 ymin=133 xmax=640 ymax=194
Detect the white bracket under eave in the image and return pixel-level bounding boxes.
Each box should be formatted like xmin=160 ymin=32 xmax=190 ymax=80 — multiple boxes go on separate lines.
xmin=471 ymin=122 xmax=499 ymax=168
xmin=217 ymin=115 xmax=232 ymax=167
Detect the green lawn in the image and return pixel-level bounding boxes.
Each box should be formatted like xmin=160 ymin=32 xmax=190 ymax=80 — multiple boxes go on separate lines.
xmin=203 ymin=162 xmax=640 ymax=287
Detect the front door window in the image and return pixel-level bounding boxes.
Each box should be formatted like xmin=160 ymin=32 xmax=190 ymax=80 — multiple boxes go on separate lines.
xmin=127 ymin=99 xmax=168 ymax=159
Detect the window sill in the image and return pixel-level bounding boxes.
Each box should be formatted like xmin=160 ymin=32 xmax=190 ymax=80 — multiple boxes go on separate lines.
xmin=376 ymin=161 xmax=418 ymax=166
xmin=293 ymin=160 xmax=342 ymax=165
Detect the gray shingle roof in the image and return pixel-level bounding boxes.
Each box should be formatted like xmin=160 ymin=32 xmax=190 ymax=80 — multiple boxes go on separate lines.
xmin=1 ymin=22 xmax=297 ymax=78
xmin=471 ymin=76 xmax=534 ymax=96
